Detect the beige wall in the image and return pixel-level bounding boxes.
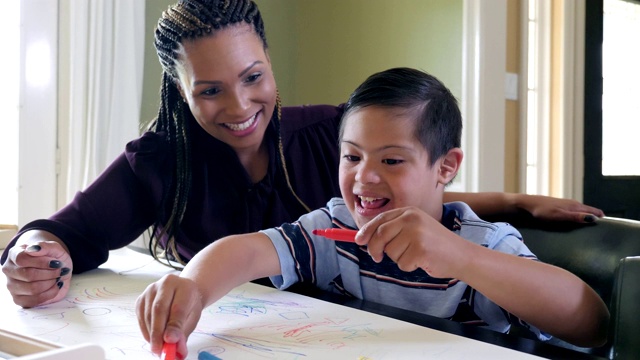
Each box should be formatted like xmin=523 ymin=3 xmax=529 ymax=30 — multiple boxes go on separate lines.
xmin=505 ymin=0 xmax=521 ymax=193
xmin=141 ymin=0 xmax=463 ymax=119
xmin=259 ymin=0 xmax=462 ymax=106
xmin=140 ymin=0 xmax=174 ymax=128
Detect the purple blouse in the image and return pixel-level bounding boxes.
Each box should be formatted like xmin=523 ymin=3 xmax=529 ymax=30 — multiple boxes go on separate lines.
xmin=1 ymin=105 xmax=343 ymax=273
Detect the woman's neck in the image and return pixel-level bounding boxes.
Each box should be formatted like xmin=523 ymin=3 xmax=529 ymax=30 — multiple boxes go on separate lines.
xmin=236 ymin=142 xmax=269 ymax=184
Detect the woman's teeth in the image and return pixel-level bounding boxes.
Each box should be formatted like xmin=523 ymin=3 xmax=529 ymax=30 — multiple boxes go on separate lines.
xmin=225 ymin=113 xmax=257 ymax=131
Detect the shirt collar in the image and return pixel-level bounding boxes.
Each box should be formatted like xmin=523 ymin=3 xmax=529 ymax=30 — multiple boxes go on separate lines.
xmin=441 ymin=204 xmax=462 ymax=231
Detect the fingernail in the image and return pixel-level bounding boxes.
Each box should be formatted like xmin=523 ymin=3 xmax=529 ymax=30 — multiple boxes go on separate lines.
xmin=165 ymin=329 xmax=181 ymax=343
xmin=584 ymin=215 xmax=596 ymax=223
xmin=26 ymin=245 xmax=41 ymax=253
xmin=60 ymin=267 xmax=71 ymax=276
xmin=57 ymin=281 xmax=64 ymax=289
xmin=55 ymin=277 xmax=61 ymax=283
xmin=49 ymin=260 xmax=62 ymax=269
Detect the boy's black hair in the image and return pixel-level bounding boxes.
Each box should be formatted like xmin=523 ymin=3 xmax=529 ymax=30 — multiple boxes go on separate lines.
xmin=340 ymin=67 xmax=462 ymax=166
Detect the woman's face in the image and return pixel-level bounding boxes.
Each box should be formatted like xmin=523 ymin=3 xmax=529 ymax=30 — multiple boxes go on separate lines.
xmin=177 ymin=24 xmax=276 ymax=153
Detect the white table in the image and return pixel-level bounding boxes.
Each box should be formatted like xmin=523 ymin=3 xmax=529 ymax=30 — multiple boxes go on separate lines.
xmin=0 ymin=248 xmax=546 ymax=360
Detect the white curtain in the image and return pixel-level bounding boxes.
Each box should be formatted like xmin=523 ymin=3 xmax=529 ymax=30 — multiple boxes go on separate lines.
xmin=66 ymin=0 xmax=145 ymax=202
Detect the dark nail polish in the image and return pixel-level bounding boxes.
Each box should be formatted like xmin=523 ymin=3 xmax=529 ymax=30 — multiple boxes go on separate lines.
xmin=55 ymin=277 xmax=61 ymax=283
xmin=60 ymin=267 xmax=71 ymax=276
xmin=49 ymin=260 xmax=62 ymax=269
xmin=584 ymin=215 xmax=596 ymax=223
xmin=57 ymin=281 xmax=64 ymax=289
xmin=26 ymin=245 xmax=41 ymax=253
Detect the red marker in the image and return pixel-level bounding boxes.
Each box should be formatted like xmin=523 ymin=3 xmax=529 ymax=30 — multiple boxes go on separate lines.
xmin=162 ymin=342 xmax=176 ymax=360
xmin=312 ymin=228 xmax=357 ymax=242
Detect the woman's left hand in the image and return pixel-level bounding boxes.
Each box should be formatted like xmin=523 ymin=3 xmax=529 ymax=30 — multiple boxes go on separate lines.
xmin=516 ymin=194 xmax=604 ymax=223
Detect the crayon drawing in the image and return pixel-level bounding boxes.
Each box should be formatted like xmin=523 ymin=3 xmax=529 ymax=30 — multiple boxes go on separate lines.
xmin=0 ymin=248 xmax=542 ymax=359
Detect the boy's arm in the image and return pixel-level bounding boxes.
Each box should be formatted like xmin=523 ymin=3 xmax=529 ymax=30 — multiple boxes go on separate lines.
xmin=444 ymin=192 xmax=604 ymax=223
xmin=456 ymin=244 xmax=609 ymax=347
xmin=136 ymin=232 xmax=280 ymax=358
xmin=358 ymin=207 xmax=609 ymax=348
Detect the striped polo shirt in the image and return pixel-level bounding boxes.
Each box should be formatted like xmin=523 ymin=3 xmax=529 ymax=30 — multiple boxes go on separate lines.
xmin=262 ymin=197 xmax=548 ymax=340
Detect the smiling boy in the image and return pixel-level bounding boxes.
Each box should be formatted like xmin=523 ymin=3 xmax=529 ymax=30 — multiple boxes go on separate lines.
xmin=136 ymin=68 xmax=609 ymax=358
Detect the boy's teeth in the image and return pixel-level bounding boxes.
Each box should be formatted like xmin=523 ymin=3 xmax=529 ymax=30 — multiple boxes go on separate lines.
xmin=359 ymin=196 xmax=386 ymax=210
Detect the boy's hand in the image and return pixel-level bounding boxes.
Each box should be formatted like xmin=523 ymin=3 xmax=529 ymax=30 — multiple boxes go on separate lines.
xmin=356 ymin=207 xmax=469 ymax=278
xmin=136 ymin=274 xmax=204 ymax=359
xmin=2 ymin=240 xmax=73 ymax=308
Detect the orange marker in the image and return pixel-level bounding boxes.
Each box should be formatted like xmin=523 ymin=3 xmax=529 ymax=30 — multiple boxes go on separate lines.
xmin=162 ymin=342 xmax=176 ymax=360
xmin=312 ymin=228 xmax=357 ymax=242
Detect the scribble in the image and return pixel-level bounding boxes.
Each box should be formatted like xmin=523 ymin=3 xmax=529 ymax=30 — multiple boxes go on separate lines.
xmin=83 ymin=307 xmax=112 ymax=316
xmin=211 ymin=333 xmax=307 ymax=358
xmin=279 ymin=311 xmax=309 ymax=321
xmin=4 ymin=254 xmax=501 ymax=360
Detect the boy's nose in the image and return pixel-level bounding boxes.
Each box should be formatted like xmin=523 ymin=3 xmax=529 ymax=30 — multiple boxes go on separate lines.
xmin=355 ymin=161 xmax=381 ymax=184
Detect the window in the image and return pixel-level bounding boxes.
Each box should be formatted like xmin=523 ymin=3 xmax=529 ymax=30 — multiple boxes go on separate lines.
xmin=601 ymin=0 xmax=640 ymax=176
xmin=523 ymin=0 xmax=551 ymax=195
xmin=0 ymin=1 xmax=20 ymax=225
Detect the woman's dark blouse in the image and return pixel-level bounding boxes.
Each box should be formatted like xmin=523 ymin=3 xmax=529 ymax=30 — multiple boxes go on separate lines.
xmin=1 ymin=105 xmax=343 ymax=273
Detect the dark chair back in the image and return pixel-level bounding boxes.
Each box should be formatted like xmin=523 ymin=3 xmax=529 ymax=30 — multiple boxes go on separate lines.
xmin=514 ymin=217 xmax=640 ymax=359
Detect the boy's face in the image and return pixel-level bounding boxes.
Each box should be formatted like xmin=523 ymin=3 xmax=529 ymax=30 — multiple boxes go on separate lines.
xmin=339 ymin=106 xmax=451 ymax=228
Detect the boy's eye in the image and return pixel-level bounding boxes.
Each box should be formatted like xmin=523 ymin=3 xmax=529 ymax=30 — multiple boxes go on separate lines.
xmin=383 ymin=159 xmax=403 ymax=165
xmin=343 ymin=154 xmax=360 ymax=162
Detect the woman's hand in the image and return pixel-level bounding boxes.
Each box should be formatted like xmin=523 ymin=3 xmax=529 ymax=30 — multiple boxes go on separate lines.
xmin=444 ymin=192 xmax=605 ymax=223
xmin=513 ymin=194 xmax=604 ymax=223
xmin=2 ymin=231 xmax=73 ymax=308
xmin=136 ymin=274 xmax=204 ymax=360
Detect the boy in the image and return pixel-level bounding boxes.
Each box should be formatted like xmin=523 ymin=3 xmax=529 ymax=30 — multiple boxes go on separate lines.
xmin=136 ymin=68 xmax=609 ymax=358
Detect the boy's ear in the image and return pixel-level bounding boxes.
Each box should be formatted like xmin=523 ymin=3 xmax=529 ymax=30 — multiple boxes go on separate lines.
xmin=438 ymin=148 xmax=463 ymax=184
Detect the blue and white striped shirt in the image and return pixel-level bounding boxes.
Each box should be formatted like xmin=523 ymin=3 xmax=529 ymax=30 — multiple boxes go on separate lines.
xmin=262 ymin=197 xmax=548 ymax=340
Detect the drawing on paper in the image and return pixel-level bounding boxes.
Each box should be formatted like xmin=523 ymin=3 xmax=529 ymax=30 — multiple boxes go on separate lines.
xmin=1 ymin=250 xmax=540 ymax=360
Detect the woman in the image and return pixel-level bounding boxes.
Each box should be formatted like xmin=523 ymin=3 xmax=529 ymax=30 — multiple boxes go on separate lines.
xmin=1 ymin=0 xmax=603 ymax=308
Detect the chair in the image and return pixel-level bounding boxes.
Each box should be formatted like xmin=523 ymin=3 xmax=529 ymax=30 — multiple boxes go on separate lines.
xmin=508 ymin=216 xmax=640 ymax=359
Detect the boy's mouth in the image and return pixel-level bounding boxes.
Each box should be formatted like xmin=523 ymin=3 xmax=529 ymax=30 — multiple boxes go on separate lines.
xmin=358 ymin=196 xmax=389 ymax=210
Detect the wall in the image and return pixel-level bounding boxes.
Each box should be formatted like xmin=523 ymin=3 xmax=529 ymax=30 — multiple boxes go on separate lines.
xmin=266 ymin=0 xmax=462 ymax=107
xmin=253 ymin=0 xmax=297 ymax=106
xmin=140 ymin=0 xmax=174 ymax=127
xmin=504 ymin=0 xmax=521 ymax=193
xmin=141 ymin=0 xmax=463 ymax=115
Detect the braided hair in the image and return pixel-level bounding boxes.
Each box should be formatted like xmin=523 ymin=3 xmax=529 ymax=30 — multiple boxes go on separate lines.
xmin=147 ymin=0 xmax=307 ymax=268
